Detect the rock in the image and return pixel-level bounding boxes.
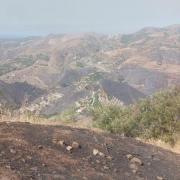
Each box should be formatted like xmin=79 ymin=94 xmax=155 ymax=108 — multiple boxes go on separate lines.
xmin=42 ymin=163 xmax=47 ymax=167
xmin=93 ymin=149 xmax=105 ymax=157
xmin=96 ymin=160 xmax=100 ymax=164
xmin=107 ymin=156 xmax=113 ymax=160
xmin=93 ymin=149 xmax=99 ymax=156
xmin=52 ymin=138 xmax=57 ymax=144
xmin=58 ymin=140 xmax=66 ymax=146
xmin=10 ymin=149 xmax=16 ymax=154
xmin=99 ymin=152 xmax=105 ymax=157
xmin=132 ymin=169 xmax=137 ymax=174
xmin=72 ymin=141 xmax=80 ymax=149
xmin=30 ymin=167 xmax=38 ymax=171
xmin=126 ymin=154 xmax=133 ymax=160
xmin=27 ymin=155 xmax=32 ymax=160
xmin=38 ymin=145 xmax=43 ymax=150
xmin=129 ymin=163 xmax=138 ymax=171
xmin=156 ymin=176 xmax=164 ymax=180
xmin=21 ymin=158 xmax=26 ymax=163
xmin=103 ymin=166 xmax=109 ymax=170
xmin=5 ymin=165 xmax=11 ymax=169
xmin=66 ymin=146 xmax=73 ymax=152
xmin=130 ymin=157 xmax=143 ymax=165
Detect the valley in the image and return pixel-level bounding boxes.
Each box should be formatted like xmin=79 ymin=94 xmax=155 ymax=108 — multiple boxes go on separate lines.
xmin=0 ymin=25 xmax=180 ymax=117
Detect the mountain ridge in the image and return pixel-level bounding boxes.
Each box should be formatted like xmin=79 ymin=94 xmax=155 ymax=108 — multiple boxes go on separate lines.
xmin=0 ymin=25 xmax=179 ymax=115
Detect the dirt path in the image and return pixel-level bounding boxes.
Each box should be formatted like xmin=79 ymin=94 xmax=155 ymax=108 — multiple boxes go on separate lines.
xmin=0 ymin=122 xmax=179 ymax=180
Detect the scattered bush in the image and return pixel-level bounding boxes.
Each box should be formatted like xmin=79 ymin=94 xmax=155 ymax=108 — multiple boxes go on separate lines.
xmin=76 ymin=61 xmax=84 ymax=68
xmin=36 ymin=53 xmax=50 ymax=61
xmin=92 ymin=86 xmax=180 ymax=145
xmin=0 ymin=56 xmax=35 ymax=75
xmin=48 ymin=106 xmax=78 ymax=123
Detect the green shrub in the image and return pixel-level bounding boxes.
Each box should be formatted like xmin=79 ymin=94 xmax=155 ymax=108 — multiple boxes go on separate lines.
xmin=37 ymin=53 xmax=50 ymax=61
xmin=76 ymin=61 xmax=84 ymax=68
xmin=86 ymin=72 xmax=103 ymax=83
xmin=48 ymin=106 xmax=78 ymax=123
xmin=92 ymin=86 xmax=180 ymax=145
xmin=0 ymin=90 xmax=3 ymax=96
xmin=0 ymin=56 xmax=35 ymax=75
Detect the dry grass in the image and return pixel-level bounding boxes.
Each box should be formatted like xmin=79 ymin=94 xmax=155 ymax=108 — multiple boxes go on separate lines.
xmin=1 ymin=108 xmax=179 ymax=155
xmin=0 ymin=109 xmax=96 ymax=130
xmin=138 ymin=138 xmax=180 ymax=154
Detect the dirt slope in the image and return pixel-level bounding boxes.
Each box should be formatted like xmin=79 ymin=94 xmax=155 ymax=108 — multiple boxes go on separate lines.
xmin=0 ymin=122 xmax=179 ymax=180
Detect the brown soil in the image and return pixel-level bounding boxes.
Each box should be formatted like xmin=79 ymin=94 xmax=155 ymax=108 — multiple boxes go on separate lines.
xmin=0 ymin=122 xmax=179 ymax=180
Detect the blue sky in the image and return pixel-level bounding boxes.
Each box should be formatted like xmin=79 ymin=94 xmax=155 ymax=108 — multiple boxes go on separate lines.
xmin=0 ymin=0 xmax=180 ymax=37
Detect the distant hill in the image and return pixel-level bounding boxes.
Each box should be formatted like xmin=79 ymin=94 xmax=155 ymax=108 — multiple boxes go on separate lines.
xmin=0 ymin=80 xmax=44 ymax=108
xmin=0 ymin=25 xmax=179 ymax=115
xmin=101 ymin=80 xmax=145 ymax=105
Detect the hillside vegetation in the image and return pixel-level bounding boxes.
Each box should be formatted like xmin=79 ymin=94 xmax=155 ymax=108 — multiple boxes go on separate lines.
xmin=0 ymin=25 xmax=180 ymax=116
xmin=92 ymin=86 xmax=180 ymax=145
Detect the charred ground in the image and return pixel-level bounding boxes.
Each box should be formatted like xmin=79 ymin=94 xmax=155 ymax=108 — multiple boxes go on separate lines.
xmin=0 ymin=122 xmax=179 ymax=180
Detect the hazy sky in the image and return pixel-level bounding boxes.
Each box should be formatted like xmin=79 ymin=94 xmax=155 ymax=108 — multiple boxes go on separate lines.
xmin=0 ymin=0 xmax=180 ymax=37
